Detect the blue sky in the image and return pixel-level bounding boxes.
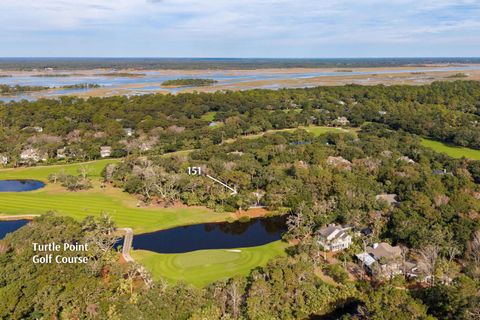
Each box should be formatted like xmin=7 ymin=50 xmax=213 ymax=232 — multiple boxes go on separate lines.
xmin=1 ymin=0 xmax=479 ymax=57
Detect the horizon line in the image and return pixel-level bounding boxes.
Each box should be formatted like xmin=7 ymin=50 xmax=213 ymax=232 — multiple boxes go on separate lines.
xmin=1 ymin=56 xmax=480 ymax=59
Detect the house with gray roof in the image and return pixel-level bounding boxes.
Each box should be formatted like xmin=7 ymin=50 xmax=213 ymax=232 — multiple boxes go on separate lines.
xmin=356 ymin=242 xmax=417 ymax=279
xmin=317 ymin=224 xmax=352 ymax=252
xmin=433 ymin=169 xmax=452 ymax=176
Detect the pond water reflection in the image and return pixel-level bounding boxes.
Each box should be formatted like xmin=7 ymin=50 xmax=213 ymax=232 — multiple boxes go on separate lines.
xmin=132 ymin=216 xmax=287 ymax=254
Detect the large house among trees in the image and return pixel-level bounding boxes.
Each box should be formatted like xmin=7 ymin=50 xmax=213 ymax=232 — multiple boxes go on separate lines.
xmin=0 ymin=154 xmax=8 ymax=166
xmin=20 ymin=147 xmax=48 ymax=164
xmin=317 ymin=224 xmax=352 ymax=252
xmin=356 ymin=242 xmax=417 ymax=279
xmin=100 ymin=146 xmax=112 ymax=158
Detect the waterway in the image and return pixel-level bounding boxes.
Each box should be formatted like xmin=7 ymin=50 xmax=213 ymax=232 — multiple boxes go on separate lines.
xmin=2 ymin=65 xmax=480 ymax=102
xmin=132 ymin=216 xmax=287 ymax=254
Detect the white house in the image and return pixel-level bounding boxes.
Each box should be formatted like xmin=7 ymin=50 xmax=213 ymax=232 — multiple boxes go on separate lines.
xmin=124 ymin=128 xmax=134 ymax=137
xmin=56 ymin=148 xmax=66 ymax=159
xmin=333 ymin=117 xmax=350 ymax=126
xmin=20 ymin=147 xmax=48 ymax=163
xmin=397 ymin=156 xmax=415 ymax=164
xmin=21 ymin=126 xmax=43 ymax=133
xmin=317 ymin=224 xmax=353 ymax=252
xmin=100 ymin=146 xmax=112 ymax=158
xmin=0 ymin=154 xmax=9 ymax=165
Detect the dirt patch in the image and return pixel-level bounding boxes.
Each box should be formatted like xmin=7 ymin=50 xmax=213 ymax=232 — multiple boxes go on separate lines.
xmin=118 ymin=253 xmax=127 ymax=265
xmin=234 ymin=207 xmax=270 ymax=219
xmin=314 ymin=267 xmax=339 ymax=286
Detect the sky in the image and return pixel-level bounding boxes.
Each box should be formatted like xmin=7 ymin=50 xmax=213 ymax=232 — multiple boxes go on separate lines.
xmin=1 ymin=0 xmax=479 ymax=58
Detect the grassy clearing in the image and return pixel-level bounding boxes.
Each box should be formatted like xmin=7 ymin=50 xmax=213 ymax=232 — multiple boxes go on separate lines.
xmin=132 ymin=240 xmax=288 ymax=287
xmin=160 ymin=149 xmax=194 ymax=158
xmin=230 ymin=125 xmax=356 ymax=142
xmin=0 ymin=159 xmax=119 ymax=180
xmin=305 ymin=126 xmax=356 ymax=137
xmin=421 ymin=138 xmax=480 ymax=160
xmin=200 ymin=111 xmax=217 ymax=121
xmin=0 ymin=183 xmax=228 ymax=234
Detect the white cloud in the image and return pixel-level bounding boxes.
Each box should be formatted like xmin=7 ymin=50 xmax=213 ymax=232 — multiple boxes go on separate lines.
xmin=0 ymin=0 xmax=479 ymax=56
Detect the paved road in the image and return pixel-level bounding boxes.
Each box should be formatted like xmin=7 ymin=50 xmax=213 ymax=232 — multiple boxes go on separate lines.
xmin=117 ymin=227 xmax=134 ymax=262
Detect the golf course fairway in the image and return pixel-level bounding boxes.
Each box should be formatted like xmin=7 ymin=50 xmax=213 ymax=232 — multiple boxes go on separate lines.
xmin=0 ymin=161 xmax=233 ymax=234
xmin=132 ymin=240 xmax=288 ymax=287
xmin=421 ymin=138 xmax=480 ymax=160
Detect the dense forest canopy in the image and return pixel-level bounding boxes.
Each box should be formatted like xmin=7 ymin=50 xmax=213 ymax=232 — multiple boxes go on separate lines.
xmin=0 ymin=81 xmax=479 ymax=164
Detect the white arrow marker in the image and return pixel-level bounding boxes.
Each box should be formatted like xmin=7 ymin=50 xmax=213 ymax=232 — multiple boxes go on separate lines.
xmin=206 ymin=174 xmax=238 ymax=195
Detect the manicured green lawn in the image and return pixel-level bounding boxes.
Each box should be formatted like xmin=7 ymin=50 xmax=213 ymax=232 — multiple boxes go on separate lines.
xmin=0 ymin=159 xmax=119 ymax=180
xmin=421 ymin=138 xmax=480 ymax=160
xmin=229 ymin=126 xmax=355 ymax=142
xmin=132 ymin=240 xmax=288 ymax=287
xmin=0 ymin=184 xmax=228 ymax=234
xmin=305 ymin=126 xmax=356 ymax=137
xmin=0 ymin=160 xmax=230 ymax=234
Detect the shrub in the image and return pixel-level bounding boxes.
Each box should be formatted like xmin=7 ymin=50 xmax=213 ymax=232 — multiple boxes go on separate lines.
xmin=324 ymin=264 xmax=349 ymax=284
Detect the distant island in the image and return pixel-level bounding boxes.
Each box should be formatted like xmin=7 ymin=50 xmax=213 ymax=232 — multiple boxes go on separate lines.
xmin=162 ymin=78 xmax=218 ymax=87
xmin=62 ymin=83 xmax=100 ymax=89
xmin=98 ymin=72 xmax=146 ymax=77
xmin=447 ymin=72 xmax=468 ymax=78
xmin=0 ymin=83 xmax=101 ymax=95
xmin=31 ymin=74 xmax=71 ymax=77
xmin=0 ymin=84 xmax=49 ymax=95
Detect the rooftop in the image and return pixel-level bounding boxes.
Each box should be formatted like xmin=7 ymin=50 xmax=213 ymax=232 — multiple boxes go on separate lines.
xmin=375 ymin=194 xmax=399 ymax=206
xmin=366 ymin=242 xmax=402 ymax=260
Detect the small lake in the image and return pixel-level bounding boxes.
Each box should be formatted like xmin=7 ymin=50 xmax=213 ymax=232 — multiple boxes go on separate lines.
xmin=0 ymin=220 xmax=28 ymax=239
xmin=132 ymin=216 xmax=287 ymax=253
xmin=0 ymin=180 xmax=45 ymax=192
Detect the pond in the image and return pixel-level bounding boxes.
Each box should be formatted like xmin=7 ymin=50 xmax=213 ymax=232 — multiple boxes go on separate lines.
xmin=132 ymin=216 xmax=287 ymax=254
xmin=0 ymin=180 xmax=45 ymax=192
xmin=0 ymin=220 xmax=28 ymax=239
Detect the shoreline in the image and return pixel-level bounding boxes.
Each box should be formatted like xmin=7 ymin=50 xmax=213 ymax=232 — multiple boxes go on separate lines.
xmin=0 ymin=214 xmax=40 ymax=221
xmin=1 ymin=64 xmax=480 ymax=100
